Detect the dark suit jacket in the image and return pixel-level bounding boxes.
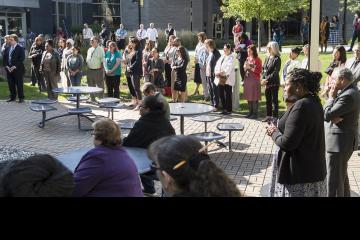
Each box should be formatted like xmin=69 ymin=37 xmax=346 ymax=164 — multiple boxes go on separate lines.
xmin=345 ymin=58 xmax=360 ymax=84
xmin=262 ymin=55 xmax=281 ymax=87
xmin=208 ymin=49 xmax=221 ymax=77
xmin=122 ymin=110 xmax=175 ymax=148
xmin=128 ymin=49 xmax=143 ymax=76
xmin=324 ymin=83 xmax=360 ymax=153
xmin=2 ymin=44 xmax=25 ymax=74
xmin=272 ymin=95 xmax=326 ymax=184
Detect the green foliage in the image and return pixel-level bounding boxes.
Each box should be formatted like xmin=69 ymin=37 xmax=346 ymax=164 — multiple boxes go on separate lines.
xmin=221 ymin=0 xmax=309 ymax=21
xmin=341 ymin=0 xmax=360 ymax=13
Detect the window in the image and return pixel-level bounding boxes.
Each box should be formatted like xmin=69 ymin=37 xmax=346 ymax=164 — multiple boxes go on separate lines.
xmin=92 ymin=0 xmax=121 ymax=28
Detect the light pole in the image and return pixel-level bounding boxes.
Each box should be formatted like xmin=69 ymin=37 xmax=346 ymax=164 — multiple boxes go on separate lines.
xmin=309 ymin=0 xmax=320 ymax=71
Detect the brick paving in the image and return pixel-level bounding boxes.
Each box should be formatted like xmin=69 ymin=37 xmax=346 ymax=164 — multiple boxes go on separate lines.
xmin=0 ymin=100 xmax=359 ymax=197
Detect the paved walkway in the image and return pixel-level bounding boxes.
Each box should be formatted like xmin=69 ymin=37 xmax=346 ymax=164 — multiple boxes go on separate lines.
xmin=0 ymin=100 xmax=359 ymax=197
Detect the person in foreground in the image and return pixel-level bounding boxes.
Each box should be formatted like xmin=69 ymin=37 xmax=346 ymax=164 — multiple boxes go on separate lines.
xmin=73 ymin=118 xmax=143 ymax=197
xmin=147 ymin=135 xmax=242 ymax=197
xmin=123 ymin=96 xmax=175 ymax=195
xmin=324 ymin=68 xmax=360 ymax=197
xmin=0 ymin=154 xmax=74 ymax=197
xmin=266 ymin=68 xmax=327 ymax=197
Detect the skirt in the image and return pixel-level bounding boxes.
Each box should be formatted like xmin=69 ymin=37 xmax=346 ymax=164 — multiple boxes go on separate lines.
xmin=194 ymin=63 xmax=202 ymax=84
xmin=243 ymin=72 xmax=261 ymax=101
xmin=269 ymin=147 xmax=327 ymax=197
xmin=328 ymin=29 xmax=341 ymax=46
xmin=174 ymin=74 xmax=187 ymax=92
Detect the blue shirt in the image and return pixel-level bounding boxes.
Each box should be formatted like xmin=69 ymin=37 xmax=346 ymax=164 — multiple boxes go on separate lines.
xmin=115 ymin=28 xmax=127 ymax=39
xmin=105 ymin=50 xmax=122 ymax=76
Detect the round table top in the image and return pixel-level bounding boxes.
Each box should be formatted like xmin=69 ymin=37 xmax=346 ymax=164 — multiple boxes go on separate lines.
xmin=53 ymin=87 xmax=103 ymax=94
xmin=169 ymin=103 xmax=214 ymax=116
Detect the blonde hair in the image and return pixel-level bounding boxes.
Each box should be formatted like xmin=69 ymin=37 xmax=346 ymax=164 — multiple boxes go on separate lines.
xmin=267 ymin=41 xmax=280 ymax=57
xmin=204 ymin=39 xmax=216 ymax=49
xmin=92 ymin=119 xmax=121 ymax=147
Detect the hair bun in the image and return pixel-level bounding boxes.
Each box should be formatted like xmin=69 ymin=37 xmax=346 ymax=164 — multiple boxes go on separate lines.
xmin=310 ymin=71 xmax=322 ymax=83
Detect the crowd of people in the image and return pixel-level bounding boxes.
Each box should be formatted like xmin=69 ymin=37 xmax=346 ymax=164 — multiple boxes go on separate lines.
xmin=1 ymin=17 xmax=360 ymax=197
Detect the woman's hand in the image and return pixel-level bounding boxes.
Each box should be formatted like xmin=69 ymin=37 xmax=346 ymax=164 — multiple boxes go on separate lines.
xmin=266 ymin=123 xmax=277 ymax=137
xmin=261 ymin=79 xmax=268 ymax=86
xmin=106 ymin=70 xmax=112 ymax=75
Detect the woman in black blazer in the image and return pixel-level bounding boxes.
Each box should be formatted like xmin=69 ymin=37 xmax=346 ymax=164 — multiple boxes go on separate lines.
xmin=266 ymin=68 xmax=327 ymax=197
xmin=261 ymin=41 xmax=281 ymax=121
xmin=127 ymin=38 xmax=143 ymax=110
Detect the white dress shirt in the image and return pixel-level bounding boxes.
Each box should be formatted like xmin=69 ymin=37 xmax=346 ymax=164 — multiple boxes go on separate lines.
xmin=136 ymin=29 xmax=147 ymax=40
xmin=146 ymin=28 xmax=158 ymax=42
xmin=83 ymin=28 xmax=94 ymax=40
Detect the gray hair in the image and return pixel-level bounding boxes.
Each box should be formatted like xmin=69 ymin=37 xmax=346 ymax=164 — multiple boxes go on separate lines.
xmin=334 ymin=68 xmax=354 ymax=82
xmin=267 ymin=41 xmax=281 ymax=57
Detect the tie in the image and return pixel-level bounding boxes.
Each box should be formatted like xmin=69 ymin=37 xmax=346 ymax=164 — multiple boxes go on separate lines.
xmin=9 ymin=47 xmax=14 ymax=64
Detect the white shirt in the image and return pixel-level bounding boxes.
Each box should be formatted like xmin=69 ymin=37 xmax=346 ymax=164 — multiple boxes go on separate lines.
xmin=83 ymin=28 xmax=94 ymax=40
xmin=214 ymin=53 xmax=236 ymax=86
xmin=146 ymin=28 xmax=158 ymax=42
xmin=282 ymin=59 xmax=301 ymax=83
xmin=136 ymin=28 xmax=147 ymax=40
xmin=195 ymin=42 xmax=205 ymax=62
xmin=301 ymin=57 xmax=322 ymax=72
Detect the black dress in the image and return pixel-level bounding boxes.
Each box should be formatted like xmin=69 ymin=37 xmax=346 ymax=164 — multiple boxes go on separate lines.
xmin=194 ymin=63 xmax=202 ymax=84
xmin=173 ymin=58 xmax=188 ymax=92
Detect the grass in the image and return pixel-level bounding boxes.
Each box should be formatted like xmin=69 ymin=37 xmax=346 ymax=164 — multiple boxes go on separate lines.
xmin=0 ymin=49 xmax=356 ymax=118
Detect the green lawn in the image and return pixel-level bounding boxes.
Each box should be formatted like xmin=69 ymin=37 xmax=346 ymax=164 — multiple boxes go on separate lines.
xmin=0 ymin=50 xmax=355 ymax=118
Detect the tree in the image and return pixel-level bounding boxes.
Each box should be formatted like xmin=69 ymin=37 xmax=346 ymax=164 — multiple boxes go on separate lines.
xmin=340 ymin=0 xmax=360 ymax=44
xmin=341 ymin=0 xmax=360 ymax=13
xmin=221 ymin=0 xmax=309 ymax=50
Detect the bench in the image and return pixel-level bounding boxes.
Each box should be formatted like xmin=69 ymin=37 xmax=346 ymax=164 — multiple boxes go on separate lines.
xmin=29 ymin=104 xmax=57 ymax=128
xmin=67 ymin=96 xmax=89 ymax=102
xmin=217 ymin=123 xmax=245 ymax=152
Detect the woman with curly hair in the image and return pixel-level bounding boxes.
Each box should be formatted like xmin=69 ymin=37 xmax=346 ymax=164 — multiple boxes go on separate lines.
xmin=266 ymin=68 xmax=327 ymax=197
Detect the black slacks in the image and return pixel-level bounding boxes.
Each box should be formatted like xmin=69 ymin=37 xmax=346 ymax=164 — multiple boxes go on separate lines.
xmin=218 ymin=84 xmax=232 ymax=112
xmin=265 ymin=86 xmax=279 ymax=118
xmin=6 ymin=69 xmax=25 ymax=100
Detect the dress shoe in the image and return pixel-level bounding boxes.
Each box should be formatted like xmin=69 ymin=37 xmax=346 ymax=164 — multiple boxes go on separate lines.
xmin=18 ymin=99 xmax=24 ymax=103
xmin=6 ymin=99 xmax=16 ymax=102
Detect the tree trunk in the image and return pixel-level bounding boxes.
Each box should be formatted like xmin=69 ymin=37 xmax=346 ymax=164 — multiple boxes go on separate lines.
xmin=268 ymin=20 xmax=271 ymax=43
xmin=258 ymin=20 xmax=261 ymax=52
xmin=342 ymin=0 xmax=348 ymax=44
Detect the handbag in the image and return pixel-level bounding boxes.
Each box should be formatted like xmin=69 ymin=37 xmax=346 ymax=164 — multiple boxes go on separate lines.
xmin=218 ymin=75 xmax=228 ymax=86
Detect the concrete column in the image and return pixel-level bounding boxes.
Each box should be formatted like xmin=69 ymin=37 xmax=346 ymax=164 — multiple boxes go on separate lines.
xmin=309 ymin=0 xmax=320 ymax=71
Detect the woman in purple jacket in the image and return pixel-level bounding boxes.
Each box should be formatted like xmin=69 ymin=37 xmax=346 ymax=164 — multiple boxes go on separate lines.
xmin=73 ymin=119 xmax=143 ymax=197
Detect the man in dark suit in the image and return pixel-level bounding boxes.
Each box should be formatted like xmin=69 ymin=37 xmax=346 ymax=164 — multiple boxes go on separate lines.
xmin=324 ymin=68 xmax=360 ymax=197
xmin=2 ymin=34 xmax=25 ymax=103
xmin=345 ymin=42 xmax=360 ymax=85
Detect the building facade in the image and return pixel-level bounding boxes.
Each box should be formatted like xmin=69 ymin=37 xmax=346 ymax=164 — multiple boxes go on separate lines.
xmin=0 ymin=0 xmax=357 ymax=44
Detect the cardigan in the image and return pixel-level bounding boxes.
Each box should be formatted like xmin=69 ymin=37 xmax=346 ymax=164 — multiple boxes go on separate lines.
xmin=271 ymin=95 xmax=327 ymax=184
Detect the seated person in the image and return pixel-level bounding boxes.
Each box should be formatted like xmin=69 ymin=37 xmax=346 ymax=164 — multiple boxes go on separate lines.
xmin=142 ymin=82 xmax=170 ymax=120
xmin=148 ymin=135 xmax=242 ymax=197
xmin=123 ymin=95 xmax=176 ymax=195
xmin=0 ymin=154 xmax=74 ymax=197
xmin=73 ymin=118 xmax=143 ymax=197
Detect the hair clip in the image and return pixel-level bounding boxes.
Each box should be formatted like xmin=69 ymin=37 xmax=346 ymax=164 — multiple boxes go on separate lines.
xmin=173 ymin=160 xmax=186 ymax=170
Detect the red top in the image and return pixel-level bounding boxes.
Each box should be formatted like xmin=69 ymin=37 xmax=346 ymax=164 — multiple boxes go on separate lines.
xmin=232 ymin=24 xmax=242 ymax=34
xmin=356 ymin=22 xmax=360 ymax=31
xmin=245 ymin=56 xmax=262 ymax=80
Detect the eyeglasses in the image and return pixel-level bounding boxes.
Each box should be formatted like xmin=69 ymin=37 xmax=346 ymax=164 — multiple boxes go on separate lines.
xmin=354 ymin=50 xmax=360 ymax=53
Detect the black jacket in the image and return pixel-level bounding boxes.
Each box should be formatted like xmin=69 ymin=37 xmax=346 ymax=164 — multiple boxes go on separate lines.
xmin=122 ymin=110 xmax=176 ymax=148
xmin=128 ymin=49 xmax=143 ymax=76
xmin=208 ymin=49 xmax=221 ymax=77
xmin=3 ymin=44 xmax=25 ymax=74
xmin=272 ymin=95 xmax=326 ymax=185
xmin=29 ymin=43 xmax=45 ymax=67
xmin=262 ymin=55 xmax=281 ymax=87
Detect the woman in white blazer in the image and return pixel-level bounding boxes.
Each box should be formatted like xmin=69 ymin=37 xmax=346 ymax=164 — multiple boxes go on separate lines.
xmin=214 ymin=43 xmax=236 ymax=115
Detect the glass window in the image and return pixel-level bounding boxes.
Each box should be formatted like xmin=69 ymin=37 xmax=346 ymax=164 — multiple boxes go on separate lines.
xmin=7 ymin=17 xmax=22 ymax=35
